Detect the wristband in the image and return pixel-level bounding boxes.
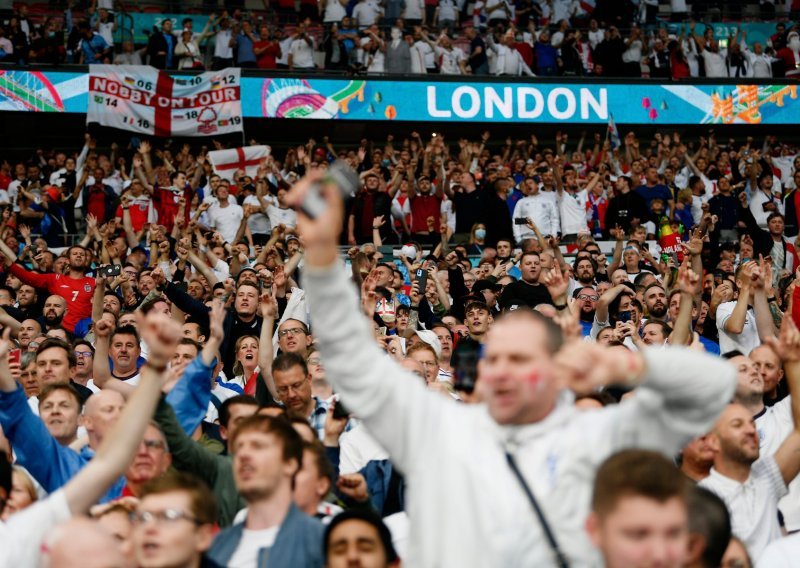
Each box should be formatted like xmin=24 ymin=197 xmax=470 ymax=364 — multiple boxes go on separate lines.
xmin=554 ymin=303 xmax=567 ymax=311
xmin=409 ymin=306 xmax=419 ymax=311
xmin=767 ymin=297 xmax=777 ymax=303
xmin=147 ymin=362 xmax=168 ymax=373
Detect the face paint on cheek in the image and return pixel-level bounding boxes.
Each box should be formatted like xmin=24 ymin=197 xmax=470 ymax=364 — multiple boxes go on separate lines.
xmin=525 ymin=369 xmax=546 ymax=390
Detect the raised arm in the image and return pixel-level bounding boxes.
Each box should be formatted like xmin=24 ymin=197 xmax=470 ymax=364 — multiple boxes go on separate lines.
xmin=64 ymin=313 xmax=180 ymax=514
xmin=670 ymin=262 xmax=701 ymax=347
xmin=722 ymin=262 xmax=754 ymax=335
xmin=766 ymin=317 xmax=800 ymax=485
xmin=257 ymin=291 xmax=279 ymax=401
xmin=287 ymin=171 xmax=458 ymax=471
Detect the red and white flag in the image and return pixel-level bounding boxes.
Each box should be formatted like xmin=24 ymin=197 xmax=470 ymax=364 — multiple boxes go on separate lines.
xmin=87 ymin=65 xmax=243 ymax=137
xmin=208 ymin=145 xmax=271 ymax=182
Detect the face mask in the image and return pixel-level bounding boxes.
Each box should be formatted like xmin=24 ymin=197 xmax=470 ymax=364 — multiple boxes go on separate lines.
xmin=474 ymin=229 xmax=486 ymax=240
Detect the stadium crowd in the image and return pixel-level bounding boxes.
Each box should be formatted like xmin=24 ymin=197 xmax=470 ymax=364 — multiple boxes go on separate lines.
xmin=3 ymin=1 xmax=800 ymax=77
xmin=0 ymin=126 xmax=800 ymax=566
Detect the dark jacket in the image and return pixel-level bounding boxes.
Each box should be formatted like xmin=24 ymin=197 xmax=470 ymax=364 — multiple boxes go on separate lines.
xmin=604 ymin=190 xmax=649 ymax=233
xmin=163 ymin=282 xmax=263 ymax=378
xmin=147 ymin=31 xmax=175 ymax=69
xmin=207 ymin=503 xmax=324 ymax=568
xmin=154 ymin=397 xmax=245 ymax=526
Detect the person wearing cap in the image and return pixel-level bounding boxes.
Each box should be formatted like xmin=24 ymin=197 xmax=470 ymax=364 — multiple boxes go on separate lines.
xmin=290 ymin=170 xmax=735 ymax=566
xmin=324 ymin=509 xmax=400 ymax=568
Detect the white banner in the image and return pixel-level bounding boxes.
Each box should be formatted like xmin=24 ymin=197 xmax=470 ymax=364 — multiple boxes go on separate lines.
xmin=87 ymin=65 xmax=243 ymax=137
xmin=208 ymin=145 xmax=271 ymax=182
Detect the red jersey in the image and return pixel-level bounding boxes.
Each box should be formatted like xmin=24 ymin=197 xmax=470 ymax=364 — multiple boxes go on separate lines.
xmin=9 ymin=264 xmax=95 ymax=332
xmin=115 ymin=195 xmax=155 ymax=232
xmin=153 ymin=184 xmax=193 ymax=233
xmin=409 ymin=194 xmax=442 ymax=234
xmin=86 ymin=185 xmax=108 ymax=223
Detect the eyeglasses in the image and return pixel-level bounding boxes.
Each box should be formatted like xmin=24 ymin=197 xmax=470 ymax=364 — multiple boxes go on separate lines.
xmin=307 ymin=358 xmax=321 ymax=366
xmin=130 ymin=509 xmax=201 ymax=526
xmin=141 ymin=439 xmax=166 ymax=451
xmin=74 ymin=351 xmax=93 ymax=358
xmin=278 ymin=327 xmax=306 ymax=338
xmin=577 ymin=294 xmax=599 ymax=301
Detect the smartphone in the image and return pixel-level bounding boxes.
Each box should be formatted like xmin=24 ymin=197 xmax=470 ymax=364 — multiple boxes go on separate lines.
xmin=618 ymin=311 xmax=632 ymax=324
xmin=379 ymin=326 xmax=387 ymax=336
xmin=514 ymin=217 xmax=529 ymax=225
xmin=332 ymin=397 xmax=350 ymax=420
xmin=299 ymin=160 xmax=360 ymax=219
xmin=452 ymin=338 xmax=481 ymax=394
xmin=9 ymin=349 xmax=20 ymax=365
xmin=99 ymin=264 xmax=122 ymax=277
xmin=415 ymin=267 xmax=427 ymax=292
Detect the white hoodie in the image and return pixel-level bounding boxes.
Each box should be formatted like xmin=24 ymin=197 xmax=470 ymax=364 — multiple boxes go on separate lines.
xmin=303 ymin=262 xmax=736 ymax=568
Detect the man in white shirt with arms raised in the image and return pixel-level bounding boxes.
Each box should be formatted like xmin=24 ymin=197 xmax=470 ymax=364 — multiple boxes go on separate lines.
xmin=286 ymin=169 xmax=736 ymax=567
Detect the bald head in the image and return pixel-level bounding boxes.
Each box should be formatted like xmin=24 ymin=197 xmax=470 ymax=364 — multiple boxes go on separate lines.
xmin=83 ymin=390 xmax=126 ymax=448
xmin=43 ymin=517 xmax=130 ymax=568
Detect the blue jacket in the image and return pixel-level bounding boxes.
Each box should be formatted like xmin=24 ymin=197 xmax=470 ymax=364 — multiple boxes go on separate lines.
xmin=166 ymin=355 xmax=216 ymax=435
xmin=361 ymin=459 xmax=404 ymax=515
xmin=207 ymin=503 xmax=324 ymax=568
xmin=0 ymin=386 xmax=125 ymax=502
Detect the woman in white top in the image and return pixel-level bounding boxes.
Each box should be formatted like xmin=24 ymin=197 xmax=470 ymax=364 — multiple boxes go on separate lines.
xmin=175 ymin=17 xmax=215 ymax=70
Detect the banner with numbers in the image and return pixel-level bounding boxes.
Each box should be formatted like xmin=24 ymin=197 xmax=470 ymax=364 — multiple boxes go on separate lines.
xmin=87 ymin=65 xmax=243 ymax=137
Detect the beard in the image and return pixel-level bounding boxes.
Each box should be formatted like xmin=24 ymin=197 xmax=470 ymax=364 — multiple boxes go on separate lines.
xmin=579 ymin=308 xmax=595 ymax=323
xmin=45 ymin=312 xmax=64 ymax=326
xmin=648 ymin=303 xmax=667 ymax=318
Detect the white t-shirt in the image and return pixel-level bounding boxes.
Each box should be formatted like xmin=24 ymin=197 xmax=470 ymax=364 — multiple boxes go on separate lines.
xmin=699 ymin=457 xmax=788 ymax=559
xmin=557 ymin=188 xmax=588 ymax=236
xmin=323 ymin=0 xmax=347 ymax=22
xmin=755 ymin=397 xmax=800 ymax=531
xmin=353 ymin=0 xmax=383 ymax=26
xmin=267 ymin=205 xmax=297 ymax=230
xmin=339 ymin=424 xmax=390 ymax=474
xmin=702 ymin=49 xmax=728 ymax=78
xmin=243 ymin=194 xmax=272 ymax=235
xmin=208 ymin=203 xmax=245 ymax=244
xmin=214 ymin=29 xmax=233 ymax=59
xmin=0 ymin=489 xmax=71 ymax=568
xmin=758 ymin=531 xmax=800 ymax=567
xmin=290 ymin=37 xmax=316 ymax=69
xmin=435 ymin=46 xmax=465 ymax=74
xmin=227 ymin=526 xmax=280 ymax=568
xmin=403 ymin=0 xmax=424 ymax=20
xmin=716 ymin=301 xmax=760 ymax=355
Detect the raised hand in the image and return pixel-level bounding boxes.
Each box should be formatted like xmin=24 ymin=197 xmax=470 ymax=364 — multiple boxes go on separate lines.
xmin=208 ymin=299 xmax=225 ymax=342
xmin=541 ymin=262 xmax=568 ymax=302
xmin=337 ymin=473 xmax=369 ymax=503
xmin=765 ymin=316 xmax=800 ymax=363
xmin=553 ymin=342 xmax=645 ymax=396
xmin=677 ymin=262 xmax=701 ymax=296
xmin=260 ymin=290 xmax=278 ymax=319
xmin=137 ymin=312 xmax=182 ymax=370
xmin=94 ymin=318 xmax=114 ymax=339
